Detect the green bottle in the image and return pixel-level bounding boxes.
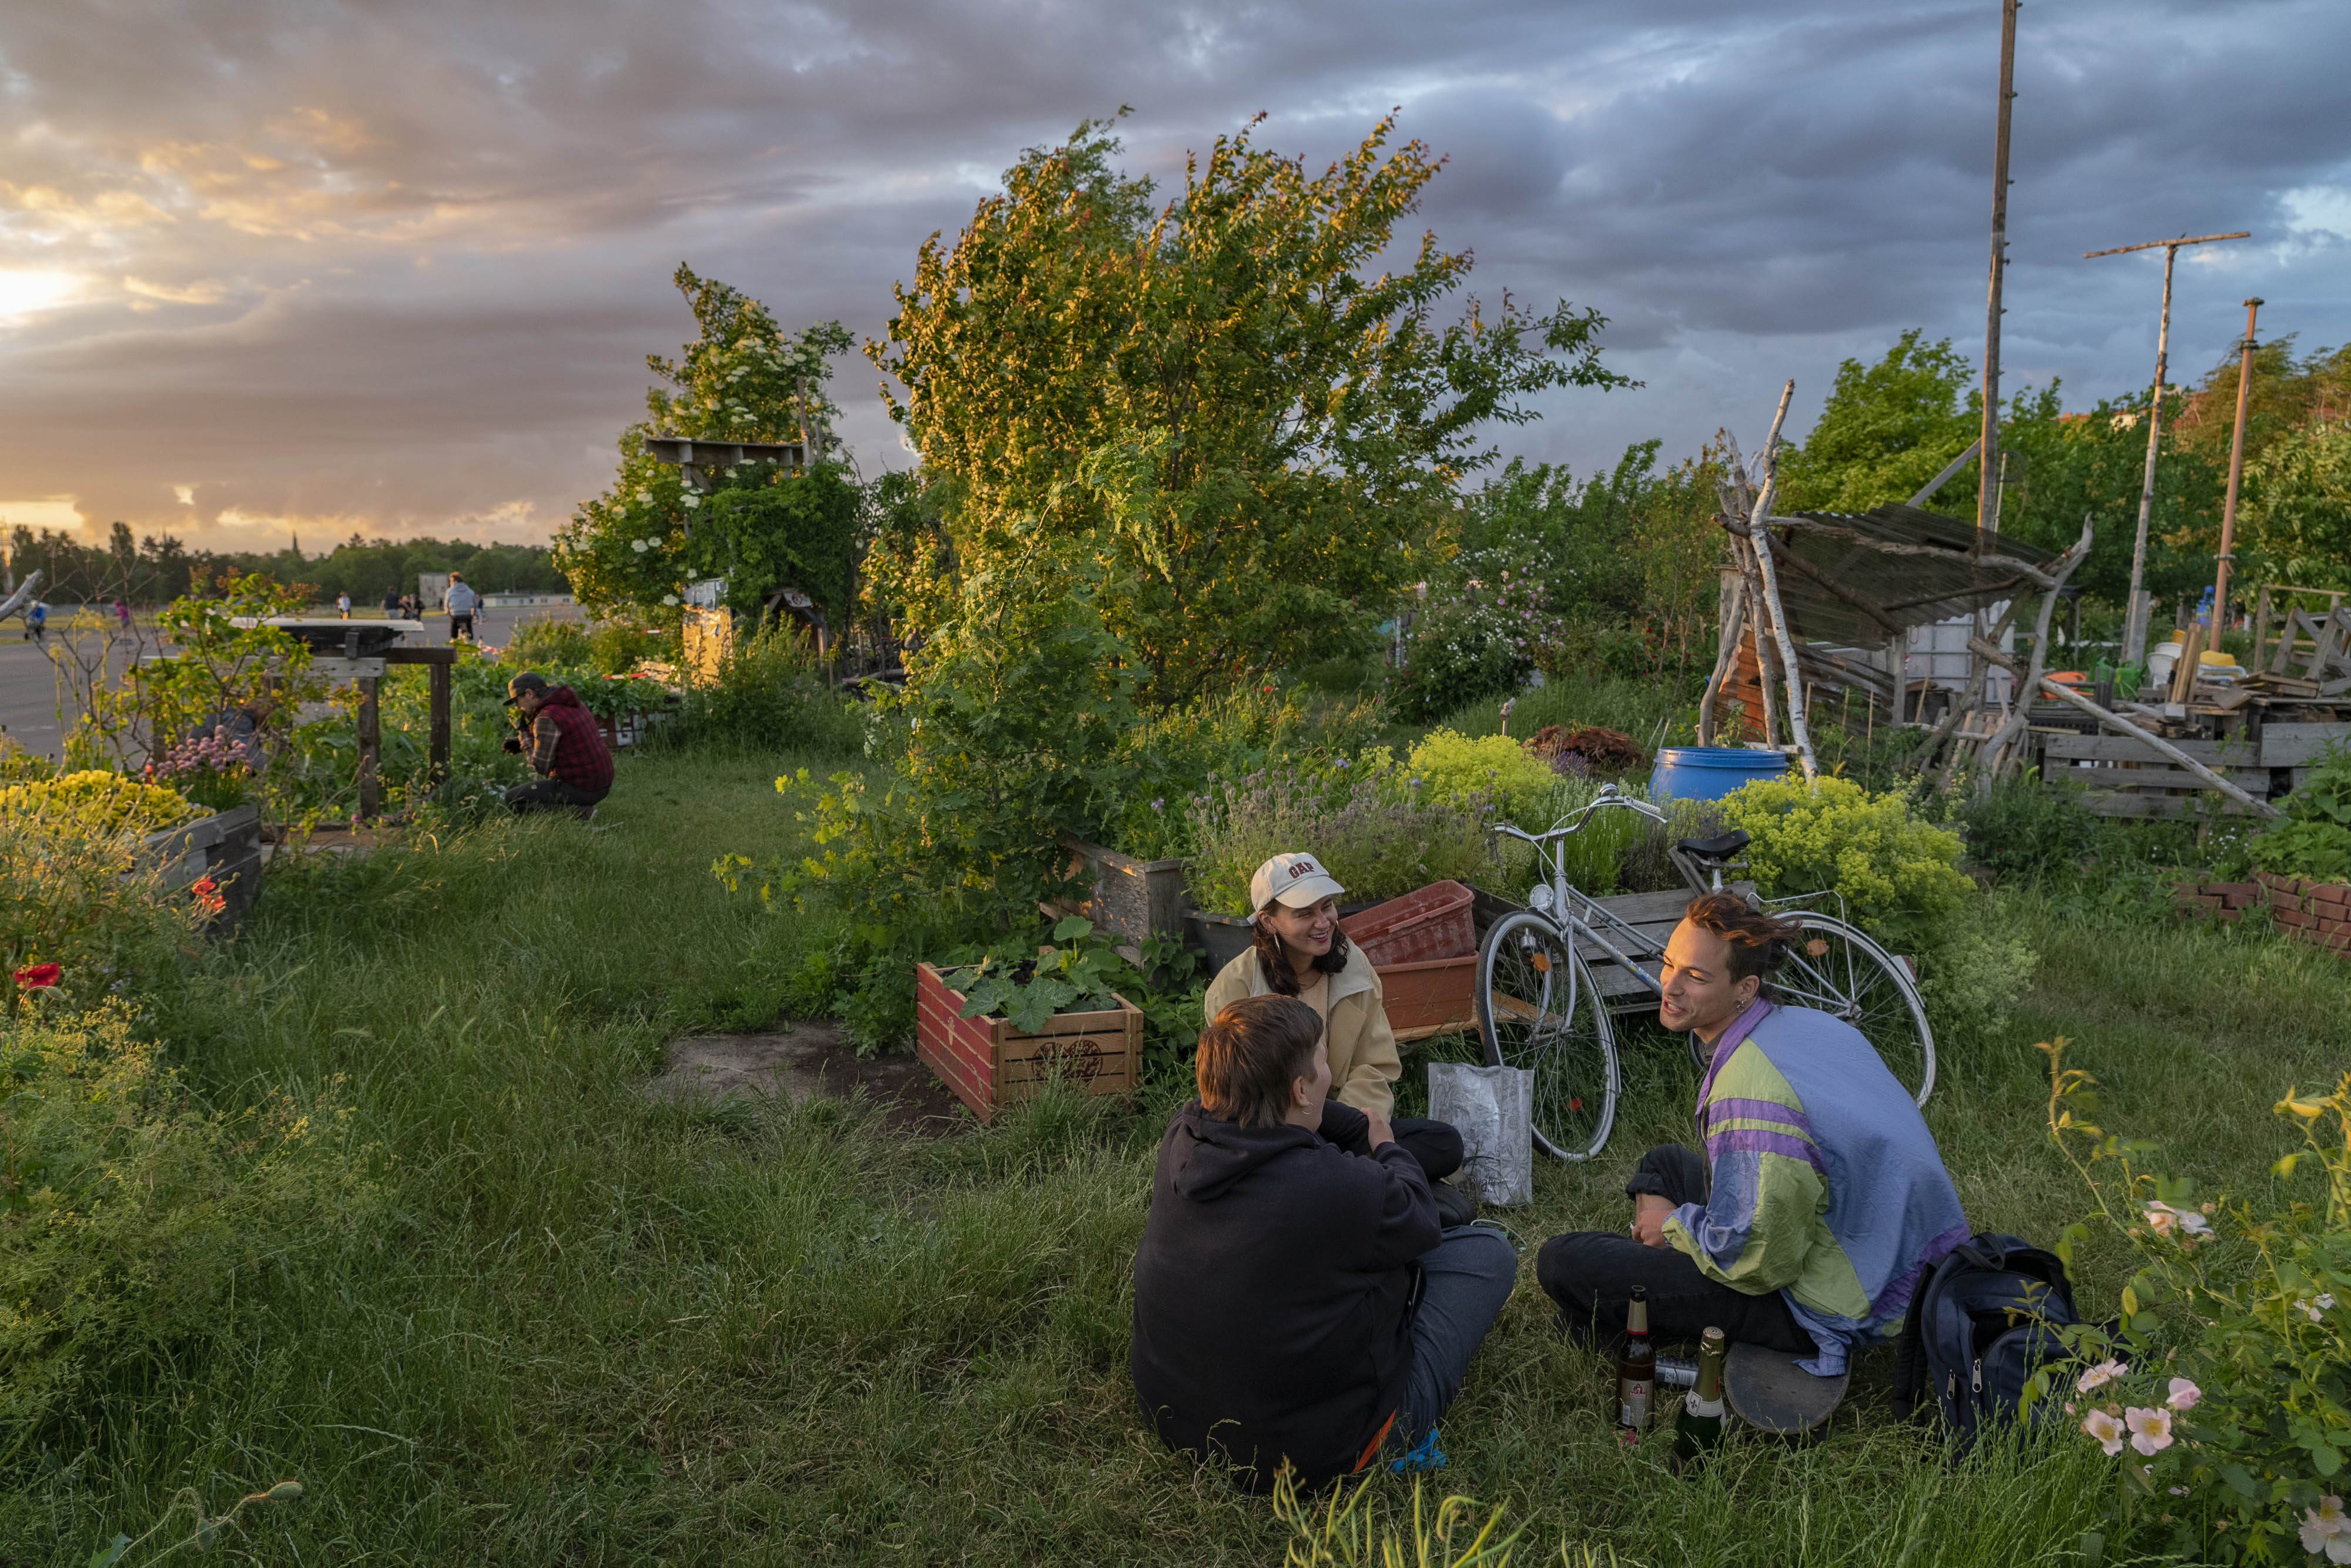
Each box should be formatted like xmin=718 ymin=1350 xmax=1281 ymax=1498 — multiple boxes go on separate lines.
xmin=1672 ymin=1326 xmax=1727 ymax=1467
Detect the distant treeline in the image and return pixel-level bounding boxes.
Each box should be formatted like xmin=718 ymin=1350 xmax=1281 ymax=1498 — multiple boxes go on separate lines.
xmin=4 ymin=523 xmax=564 ymax=605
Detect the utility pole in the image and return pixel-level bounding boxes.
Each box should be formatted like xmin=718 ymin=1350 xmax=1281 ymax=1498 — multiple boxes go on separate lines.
xmin=1978 ymin=0 xmax=2020 ymax=551
xmin=2211 ymin=297 xmax=2263 ymax=652
xmin=2084 ymin=229 xmax=2251 ymax=664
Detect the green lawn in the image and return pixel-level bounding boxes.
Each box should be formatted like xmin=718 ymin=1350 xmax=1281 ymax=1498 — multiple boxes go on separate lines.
xmin=12 ymin=747 xmax=2346 ymax=1565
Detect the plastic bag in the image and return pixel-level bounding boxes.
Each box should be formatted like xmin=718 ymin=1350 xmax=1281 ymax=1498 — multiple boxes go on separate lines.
xmin=1426 ymin=1062 xmax=1534 ymax=1207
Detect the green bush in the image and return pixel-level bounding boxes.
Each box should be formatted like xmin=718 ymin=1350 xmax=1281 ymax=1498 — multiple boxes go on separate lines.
xmin=1184 ymin=763 xmax=1495 ymax=914
xmin=0 ymin=1004 xmax=378 ymax=1440
xmin=2043 ymin=1048 xmax=2351 ymax=1563
xmin=2249 ymin=745 xmax=2351 ymax=884
xmin=1961 ymin=775 xmax=2101 ymax=884
xmin=1389 ymin=551 xmax=1563 ymax=723
xmin=1401 ymin=728 xmax=1559 ymax=826
xmin=501 ymin=614 xmax=592 ymax=669
xmin=1716 ymin=773 xmax=1972 ymax=946
xmin=671 ymin=625 xmax=863 ymax=755
xmin=588 ymin=620 xmax=676 ymax=676
xmin=0 ymin=817 xmax=204 ymax=1000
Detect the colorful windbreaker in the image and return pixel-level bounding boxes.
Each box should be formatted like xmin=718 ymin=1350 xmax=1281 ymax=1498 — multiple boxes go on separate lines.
xmin=1662 ymin=999 xmax=1968 ymax=1375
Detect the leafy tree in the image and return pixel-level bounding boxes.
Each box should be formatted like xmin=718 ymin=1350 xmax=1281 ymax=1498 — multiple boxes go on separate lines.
xmin=1779 ymin=331 xmax=1981 ymax=517
xmin=868 ymin=114 xmax=1630 ymax=706
xmin=555 ymin=266 xmax=860 ymax=624
xmin=2244 ymin=420 xmax=2351 ymax=589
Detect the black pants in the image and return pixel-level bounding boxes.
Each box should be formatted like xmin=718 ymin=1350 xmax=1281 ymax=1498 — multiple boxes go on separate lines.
xmin=450 ymin=613 xmax=474 ymax=641
xmin=504 ymin=777 xmax=609 ymax=815
xmin=1316 ymin=1101 xmax=1463 ymax=1184
xmin=1535 ymin=1144 xmax=1810 ymax=1352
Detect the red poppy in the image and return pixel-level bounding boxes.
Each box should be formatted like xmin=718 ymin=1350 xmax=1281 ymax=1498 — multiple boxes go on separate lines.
xmin=14 ymin=963 xmax=60 ymax=990
xmin=192 ymin=876 xmax=227 ymax=916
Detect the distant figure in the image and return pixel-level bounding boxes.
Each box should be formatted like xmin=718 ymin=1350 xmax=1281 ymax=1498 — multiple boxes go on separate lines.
xmin=400 ymin=593 xmax=418 ymax=620
xmin=381 ymin=587 xmax=401 ymax=617
xmin=25 ymin=601 xmax=45 ymax=645
xmin=337 ymin=591 xmax=352 ymax=619
xmin=112 ymin=597 xmax=130 ymax=633
xmin=446 ymin=573 xmax=480 ymax=642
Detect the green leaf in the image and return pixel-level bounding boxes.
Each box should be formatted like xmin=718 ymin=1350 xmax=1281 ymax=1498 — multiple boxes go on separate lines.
xmin=87 ymin=1536 xmax=130 ymax=1568
xmin=1051 ymin=915 xmax=1096 ymax=943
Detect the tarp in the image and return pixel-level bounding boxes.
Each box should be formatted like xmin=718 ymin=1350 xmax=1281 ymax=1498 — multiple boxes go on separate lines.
xmin=1763 ymin=504 xmax=2059 ymax=651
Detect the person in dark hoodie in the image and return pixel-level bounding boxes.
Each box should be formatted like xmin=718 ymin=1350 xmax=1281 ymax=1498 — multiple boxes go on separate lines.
xmin=500 ymin=670 xmax=614 ymax=816
xmin=1130 ymin=994 xmax=1518 ymax=1492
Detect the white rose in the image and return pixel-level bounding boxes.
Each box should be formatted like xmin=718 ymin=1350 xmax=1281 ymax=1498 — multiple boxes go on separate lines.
xmin=631 ymin=540 xmax=648 ymax=554
xmin=682 ymin=494 xmax=701 ymax=510
xmin=661 ymin=594 xmax=679 ymax=606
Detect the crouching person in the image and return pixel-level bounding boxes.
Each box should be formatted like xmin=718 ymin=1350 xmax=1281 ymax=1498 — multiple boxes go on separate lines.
xmin=501 ymin=671 xmax=614 ymax=817
xmin=1130 ymin=995 xmax=1516 ymax=1492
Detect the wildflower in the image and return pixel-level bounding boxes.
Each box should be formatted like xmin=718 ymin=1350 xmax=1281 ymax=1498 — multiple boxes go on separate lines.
xmin=661 ymin=594 xmax=679 ymax=607
xmin=2302 ymin=1294 xmax=2338 ymax=1322
xmin=2302 ymin=1496 xmax=2350 ymax=1560
xmin=682 ymin=494 xmax=701 ymax=510
xmin=2144 ymin=1201 xmax=2211 ymax=1238
xmin=2076 ymin=1359 xmax=2127 ymax=1393
xmin=1150 ymin=798 xmax=1164 ymax=813
xmin=2166 ymin=1377 xmax=2201 ymax=1411
xmin=631 ymin=540 xmax=649 ymax=554
xmin=2123 ymin=1406 xmax=2173 ymax=1455
xmin=14 ymin=962 xmax=60 ymax=990
xmin=2081 ymin=1408 xmax=2125 ymax=1456
xmin=192 ymin=876 xmax=227 ymax=917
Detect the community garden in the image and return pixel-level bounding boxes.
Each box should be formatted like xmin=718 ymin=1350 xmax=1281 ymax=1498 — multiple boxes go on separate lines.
xmin=5 ymin=114 xmax=2349 ymax=1566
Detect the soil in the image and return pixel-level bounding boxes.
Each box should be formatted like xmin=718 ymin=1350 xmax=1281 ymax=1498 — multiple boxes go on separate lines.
xmin=640 ymin=1018 xmax=967 ymax=1135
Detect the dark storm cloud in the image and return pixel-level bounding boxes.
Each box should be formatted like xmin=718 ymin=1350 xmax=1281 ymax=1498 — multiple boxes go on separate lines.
xmin=0 ymin=0 xmax=2344 ymax=547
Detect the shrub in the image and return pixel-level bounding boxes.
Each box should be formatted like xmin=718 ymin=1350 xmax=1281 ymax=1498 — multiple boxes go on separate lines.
xmin=1390 ymin=551 xmax=1564 ymax=723
xmin=1915 ymin=920 xmax=2037 ymax=1047
xmin=0 ymin=1003 xmax=378 ymax=1441
xmin=588 ymin=620 xmax=676 ymax=676
xmin=1184 ymin=763 xmax=1495 ymax=914
xmin=0 ymin=815 xmax=212 ymax=1001
xmin=671 ymin=625 xmax=863 ymax=755
xmin=2249 ymin=745 xmax=2351 ymax=884
xmin=503 ymin=614 xmax=593 ymax=669
xmin=0 ymin=772 xmax=199 ymax=836
xmin=1962 ymin=774 xmax=2101 ymax=884
xmin=1403 ymin=728 xmax=1559 ymax=826
xmin=2041 ymin=1044 xmax=2351 ymax=1564
xmin=1715 ymin=773 xmax=1972 ymax=946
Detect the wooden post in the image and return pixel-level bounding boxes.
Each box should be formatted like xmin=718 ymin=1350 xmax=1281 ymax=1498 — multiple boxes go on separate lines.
xmin=2211 ymin=297 xmax=2263 ymax=649
xmin=2254 ymin=585 xmax=2271 ymax=673
xmin=1972 ymin=515 xmax=2095 ymax=785
xmin=1696 ymin=563 xmax=1744 ymax=746
xmin=428 ymin=660 xmax=451 ymax=785
xmin=1978 ymin=0 xmax=2021 ymax=550
xmin=356 ymin=675 xmax=381 ymax=820
xmin=1744 ymin=381 xmax=1816 ymax=777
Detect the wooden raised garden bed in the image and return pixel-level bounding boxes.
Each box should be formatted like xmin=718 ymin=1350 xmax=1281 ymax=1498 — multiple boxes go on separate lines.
xmin=915 ymin=961 xmax=1142 ymax=1123
xmin=138 ymin=803 xmax=264 ymax=931
xmin=1053 ymin=836 xmax=1191 ymax=954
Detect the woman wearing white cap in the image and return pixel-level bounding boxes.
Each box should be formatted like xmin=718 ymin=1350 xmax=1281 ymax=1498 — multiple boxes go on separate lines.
xmin=1203 ymin=852 xmax=1471 ymax=1219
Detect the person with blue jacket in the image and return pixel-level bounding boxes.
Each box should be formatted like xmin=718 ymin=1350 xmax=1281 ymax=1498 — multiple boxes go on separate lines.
xmin=1537 ymin=892 xmax=1968 ymax=1377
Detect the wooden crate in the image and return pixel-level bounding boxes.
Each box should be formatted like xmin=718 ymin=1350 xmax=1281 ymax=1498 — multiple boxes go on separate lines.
xmin=1379 ymin=955 xmax=1477 ymax=1041
xmin=1054 ymin=835 xmax=1191 ymax=947
xmin=915 ymin=962 xmax=1141 ymax=1123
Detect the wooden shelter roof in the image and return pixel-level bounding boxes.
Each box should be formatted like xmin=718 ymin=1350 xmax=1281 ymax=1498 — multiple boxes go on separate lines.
xmin=1764 ymin=504 xmax=2061 ymax=651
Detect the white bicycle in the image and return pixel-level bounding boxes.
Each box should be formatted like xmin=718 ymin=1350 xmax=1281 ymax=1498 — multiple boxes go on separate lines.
xmin=1477 ymin=786 xmax=1936 ymax=1161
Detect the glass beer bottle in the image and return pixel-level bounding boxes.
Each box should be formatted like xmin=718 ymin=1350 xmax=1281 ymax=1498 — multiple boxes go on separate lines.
xmin=1673 ymin=1326 xmax=1728 ymax=1466
xmin=1614 ymin=1285 xmax=1656 ymax=1443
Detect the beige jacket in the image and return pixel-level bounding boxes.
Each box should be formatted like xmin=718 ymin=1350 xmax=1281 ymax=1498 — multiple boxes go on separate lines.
xmin=1202 ymin=943 xmax=1402 ymax=1116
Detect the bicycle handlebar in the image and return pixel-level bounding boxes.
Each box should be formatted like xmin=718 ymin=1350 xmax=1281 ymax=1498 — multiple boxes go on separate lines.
xmin=1490 ymin=786 xmax=1669 ymax=845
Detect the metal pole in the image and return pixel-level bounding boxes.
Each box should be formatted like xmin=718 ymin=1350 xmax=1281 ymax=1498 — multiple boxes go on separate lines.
xmin=2084 ymin=230 xmax=2250 ymax=663
xmin=1978 ymin=0 xmax=2020 ymax=550
xmin=2212 ymin=297 xmax=2263 ymax=652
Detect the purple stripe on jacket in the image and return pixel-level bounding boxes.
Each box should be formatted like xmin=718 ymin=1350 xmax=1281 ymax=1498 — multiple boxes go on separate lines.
xmin=1704 ymin=1126 xmax=1826 ymax=1173
xmin=1706 ymin=1097 xmax=1817 ymax=1138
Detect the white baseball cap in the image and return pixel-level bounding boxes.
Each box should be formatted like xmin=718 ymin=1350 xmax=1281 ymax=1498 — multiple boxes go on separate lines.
xmin=1249 ymin=852 xmax=1347 ymax=913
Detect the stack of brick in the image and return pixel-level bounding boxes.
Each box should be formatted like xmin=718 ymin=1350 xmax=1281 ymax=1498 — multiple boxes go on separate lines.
xmin=2175 ymin=873 xmax=2351 ymax=959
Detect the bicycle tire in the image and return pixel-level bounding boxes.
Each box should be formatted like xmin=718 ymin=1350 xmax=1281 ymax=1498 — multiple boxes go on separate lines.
xmin=1770 ymin=913 xmax=1937 ymax=1105
xmin=1478 ymin=912 xmax=1621 ymax=1160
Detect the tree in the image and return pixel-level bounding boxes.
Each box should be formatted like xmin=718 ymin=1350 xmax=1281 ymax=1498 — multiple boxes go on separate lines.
xmin=555 ymin=266 xmax=860 ymax=624
xmin=868 ymin=114 xmax=1630 ymax=707
xmin=2245 ymin=420 xmax=2351 ymax=589
xmin=1778 ymin=331 xmax=1981 ymax=517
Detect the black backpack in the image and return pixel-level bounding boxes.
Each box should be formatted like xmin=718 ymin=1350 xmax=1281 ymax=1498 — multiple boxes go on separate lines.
xmin=1893 ymin=1232 xmax=2081 ymax=1445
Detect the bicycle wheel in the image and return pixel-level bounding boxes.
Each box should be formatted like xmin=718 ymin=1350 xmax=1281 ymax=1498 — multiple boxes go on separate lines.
xmin=1771 ymin=913 xmax=1937 ymax=1105
xmin=1478 ymin=912 xmax=1620 ymax=1161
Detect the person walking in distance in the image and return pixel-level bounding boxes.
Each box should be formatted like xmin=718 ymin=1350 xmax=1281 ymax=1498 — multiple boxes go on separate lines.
xmin=381 ymin=585 xmax=401 ymax=617
xmin=445 ymin=572 xmax=480 ymax=642
xmin=25 ymin=600 xmax=45 ymax=645
xmin=112 ymin=597 xmax=131 ymax=634
xmin=337 ymin=590 xmax=351 ymax=619
xmin=500 ymin=671 xmax=613 ymax=817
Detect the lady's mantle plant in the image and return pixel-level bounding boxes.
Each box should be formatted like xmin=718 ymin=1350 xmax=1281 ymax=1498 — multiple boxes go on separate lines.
xmin=2039 ymin=1039 xmax=2351 ymax=1563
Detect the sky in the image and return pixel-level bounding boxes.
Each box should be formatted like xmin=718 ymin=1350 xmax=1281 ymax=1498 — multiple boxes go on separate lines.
xmin=1 ymin=0 xmax=2346 ymax=555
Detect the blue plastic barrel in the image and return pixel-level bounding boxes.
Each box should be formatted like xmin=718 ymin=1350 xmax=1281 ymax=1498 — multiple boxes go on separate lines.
xmin=1648 ymin=746 xmax=1788 ymax=802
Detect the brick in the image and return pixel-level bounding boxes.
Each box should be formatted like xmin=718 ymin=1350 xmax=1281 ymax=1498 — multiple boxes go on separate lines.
xmin=2276 ymin=907 xmax=2317 ymax=929
xmin=2209 ymin=881 xmax=2260 ymax=899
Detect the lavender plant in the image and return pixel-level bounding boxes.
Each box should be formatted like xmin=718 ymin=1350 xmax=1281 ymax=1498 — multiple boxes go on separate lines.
xmin=1184 ymin=760 xmax=1496 ymax=913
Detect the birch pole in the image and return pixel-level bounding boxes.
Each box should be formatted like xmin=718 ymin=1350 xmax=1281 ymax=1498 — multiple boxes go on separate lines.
xmin=1744 ymin=381 xmax=1814 ymax=776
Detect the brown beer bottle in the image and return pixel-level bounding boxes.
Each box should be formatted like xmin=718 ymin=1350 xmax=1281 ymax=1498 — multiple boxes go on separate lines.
xmin=1614 ymin=1285 xmax=1656 ymax=1443
xmin=1672 ymin=1326 xmax=1728 ymax=1468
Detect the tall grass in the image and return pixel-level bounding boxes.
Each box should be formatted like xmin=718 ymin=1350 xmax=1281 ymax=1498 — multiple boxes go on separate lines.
xmin=9 ymin=750 xmax=2346 ymax=1564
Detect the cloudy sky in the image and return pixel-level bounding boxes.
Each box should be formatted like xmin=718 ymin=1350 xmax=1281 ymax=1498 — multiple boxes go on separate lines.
xmin=1 ymin=0 xmax=2346 ymax=553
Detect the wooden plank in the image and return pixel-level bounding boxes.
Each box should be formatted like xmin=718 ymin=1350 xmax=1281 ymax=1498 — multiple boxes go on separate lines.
xmin=2261 ymin=722 xmax=2351 ymax=767
xmin=2079 ymin=790 xmax=2266 ymax=819
xmin=2049 ymin=765 xmax=2270 ymax=792
xmin=2040 ymin=733 xmax=2256 ymax=765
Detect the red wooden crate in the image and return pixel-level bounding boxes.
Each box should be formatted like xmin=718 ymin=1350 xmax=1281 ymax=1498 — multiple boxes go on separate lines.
xmin=1377 ymin=954 xmax=1478 ymax=1038
xmin=915 ymin=961 xmax=1142 ymax=1123
xmin=1341 ymin=881 xmax=1476 ymax=967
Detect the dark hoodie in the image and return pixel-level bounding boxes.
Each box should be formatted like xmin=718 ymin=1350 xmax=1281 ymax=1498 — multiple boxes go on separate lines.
xmin=1129 ymin=1100 xmax=1439 ymax=1490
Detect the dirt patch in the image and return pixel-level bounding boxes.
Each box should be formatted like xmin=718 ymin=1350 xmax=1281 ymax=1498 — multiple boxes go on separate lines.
xmin=641 ymin=1018 xmax=967 ymax=1135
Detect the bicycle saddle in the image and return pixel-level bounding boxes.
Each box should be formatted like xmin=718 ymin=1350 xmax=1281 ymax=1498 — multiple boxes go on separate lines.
xmin=1674 ymin=830 xmax=1751 ymax=862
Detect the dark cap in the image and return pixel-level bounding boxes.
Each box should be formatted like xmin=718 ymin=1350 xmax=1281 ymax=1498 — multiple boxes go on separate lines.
xmin=504 ymin=671 xmax=551 ymax=706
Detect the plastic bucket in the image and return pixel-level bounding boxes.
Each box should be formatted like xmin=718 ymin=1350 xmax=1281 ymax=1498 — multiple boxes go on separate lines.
xmin=1648 ymin=746 xmax=1788 ymax=803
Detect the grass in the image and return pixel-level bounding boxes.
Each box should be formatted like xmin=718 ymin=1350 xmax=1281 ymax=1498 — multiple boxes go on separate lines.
xmin=9 ymin=745 xmax=2347 ymax=1564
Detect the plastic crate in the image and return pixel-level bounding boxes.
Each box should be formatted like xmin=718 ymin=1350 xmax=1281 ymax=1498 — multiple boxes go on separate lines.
xmin=1340 ymin=880 xmax=1476 ymax=968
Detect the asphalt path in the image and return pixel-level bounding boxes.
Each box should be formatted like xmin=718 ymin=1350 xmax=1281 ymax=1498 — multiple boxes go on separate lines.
xmin=0 ymin=605 xmax=585 ymax=760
